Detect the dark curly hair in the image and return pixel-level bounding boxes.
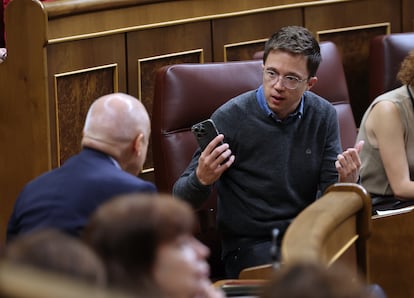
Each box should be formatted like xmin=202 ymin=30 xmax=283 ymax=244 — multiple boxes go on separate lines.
xmin=397 ymin=49 xmax=414 ymax=87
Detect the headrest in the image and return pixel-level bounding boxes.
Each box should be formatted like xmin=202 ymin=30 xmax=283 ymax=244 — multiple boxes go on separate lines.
xmin=311 ymin=41 xmax=350 ymax=105
xmin=153 ymin=60 xmax=263 ymax=133
xmin=369 ymin=32 xmax=414 ymax=101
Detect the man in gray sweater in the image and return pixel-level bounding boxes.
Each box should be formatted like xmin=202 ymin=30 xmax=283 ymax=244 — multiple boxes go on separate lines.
xmin=173 ymin=26 xmax=363 ymax=278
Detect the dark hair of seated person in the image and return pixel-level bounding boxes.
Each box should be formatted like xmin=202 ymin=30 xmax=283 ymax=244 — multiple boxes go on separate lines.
xmin=2 ymin=228 xmax=107 ymax=286
xmin=260 ymin=262 xmax=378 ymax=298
xmin=82 ymin=193 xmax=218 ymax=298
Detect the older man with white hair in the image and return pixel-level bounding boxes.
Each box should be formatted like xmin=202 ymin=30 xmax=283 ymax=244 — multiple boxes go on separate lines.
xmin=7 ymin=93 xmax=156 ymax=242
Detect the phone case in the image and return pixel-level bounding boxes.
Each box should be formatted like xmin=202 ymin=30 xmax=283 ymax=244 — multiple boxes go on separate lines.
xmin=191 ymin=119 xmax=221 ymax=150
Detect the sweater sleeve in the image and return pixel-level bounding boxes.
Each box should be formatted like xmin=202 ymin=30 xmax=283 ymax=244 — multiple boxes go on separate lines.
xmin=319 ymin=105 xmax=341 ymax=195
xmin=172 ymin=149 xmax=213 ymax=209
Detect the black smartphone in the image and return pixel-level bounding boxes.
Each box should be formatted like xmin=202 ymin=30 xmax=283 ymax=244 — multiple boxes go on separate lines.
xmin=191 ymin=119 xmax=223 ymax=151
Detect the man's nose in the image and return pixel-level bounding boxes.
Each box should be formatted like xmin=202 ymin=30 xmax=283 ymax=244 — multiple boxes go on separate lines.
xmin=273 ymin=75 xmax=285 ymax=89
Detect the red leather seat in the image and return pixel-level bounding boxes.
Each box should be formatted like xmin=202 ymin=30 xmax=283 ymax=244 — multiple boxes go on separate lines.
xmin=152 ymin=60 xmax=263 ymax=279
xmin=151 ymin=41 xmax=357 ymax=278
xmin=368 ymin=32 xmax=414 ymax=102
xmin=312 ymin=41 xmax=357 ymax=150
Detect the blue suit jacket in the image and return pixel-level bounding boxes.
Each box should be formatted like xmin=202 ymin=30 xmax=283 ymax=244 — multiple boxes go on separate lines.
xmin=7 ymin=148 xmax=157 ymax=241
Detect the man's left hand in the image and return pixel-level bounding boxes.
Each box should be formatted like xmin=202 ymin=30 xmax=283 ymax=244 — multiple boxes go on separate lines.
xmin=336 ymin=140 xmax=364 ymax=183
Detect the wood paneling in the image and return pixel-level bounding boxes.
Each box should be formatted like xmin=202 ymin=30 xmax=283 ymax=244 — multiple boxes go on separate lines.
xmin=54 ymin=64 xmax=118 ymax=165
xmin=369 ymin=211 xmax=414 ymax=298
xmin=126 ymin=22 xmax=211 ymax=178
xmin=47 ymin=34 xmax=127 ymax=167
xmin=138 ymin=49 xmax=204 ymax=174
xmin=317 ymin=24 xmax=390 ymax=126
xmin=212 ymin=9 xmax=302 ymax=61
xmin=305 ymin=0 xmax=401 ymax=125
xmin=305 ymin=0 xmax=400 ymax=33
xmin=402 ymin=0 xmax=414 ymax=32
xmin=0 ymin=0 xmax=50 ymax=244
xmin=126 ymin=21 xmax=212 ymax=98
xmin=44 ymin=0 xmax=315 ymax=41
xmin=224 ymin=39 xmax=266 ymax=62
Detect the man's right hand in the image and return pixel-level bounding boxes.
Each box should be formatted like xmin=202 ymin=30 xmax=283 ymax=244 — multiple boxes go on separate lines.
xmin=196 ymin=134 xmax=234 ymax=186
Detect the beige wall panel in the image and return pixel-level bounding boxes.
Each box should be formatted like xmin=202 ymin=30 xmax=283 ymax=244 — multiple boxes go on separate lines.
xmin=212 ymin=9 xmax=303 ymax=62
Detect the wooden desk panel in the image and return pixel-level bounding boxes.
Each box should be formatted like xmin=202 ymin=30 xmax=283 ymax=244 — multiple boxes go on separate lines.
xmin=368 ymin=210 xmax=414 ymax=298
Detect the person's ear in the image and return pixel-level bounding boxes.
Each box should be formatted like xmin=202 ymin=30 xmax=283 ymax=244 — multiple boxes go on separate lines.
xmin=133 ymin=133 xmax=144 ymax=156
xmin=306 ymin=76 xmax=318 ymax=90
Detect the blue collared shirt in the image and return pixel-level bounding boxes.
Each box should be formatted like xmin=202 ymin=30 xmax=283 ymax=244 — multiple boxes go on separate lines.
xmin=256 ymin=85 xmax=304 ymax=123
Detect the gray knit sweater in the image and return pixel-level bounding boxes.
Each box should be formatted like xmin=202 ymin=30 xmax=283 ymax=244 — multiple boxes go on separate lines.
xmin=173 ymin=88 xmax=341 ymax=254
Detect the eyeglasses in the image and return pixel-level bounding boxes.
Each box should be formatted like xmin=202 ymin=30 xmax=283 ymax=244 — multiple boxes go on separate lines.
xmin=264 ymin=69 xmax=308 ymax=90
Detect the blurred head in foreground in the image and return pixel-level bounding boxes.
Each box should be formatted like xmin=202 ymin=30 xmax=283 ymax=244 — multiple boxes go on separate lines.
xmin=84 ymin=193 xmax=222 ymax=298
xmin=261 ymin=262 xmax=379 ymax=298
xmin=3 ymin=229 xmax=106 ymax=286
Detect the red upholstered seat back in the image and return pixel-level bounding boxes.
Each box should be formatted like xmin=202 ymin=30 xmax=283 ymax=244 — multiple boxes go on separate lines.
xmin=152 ymin=60 xmax=263 ymax=278
xmin=152 ymin=60 xmax=263 ymax=193
xmin=151 ymin=41 xmax=357 ymax=277
xmin=312 ymin=41 xmax=357 ymax=150
xmin=368 ymin=32 xmax=414 ymax=102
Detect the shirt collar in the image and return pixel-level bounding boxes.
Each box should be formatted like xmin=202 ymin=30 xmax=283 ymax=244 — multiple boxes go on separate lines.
xmin=256 ymin=85 xmax=304 ymax=123
xmin=109 ymin=156 xmax=121 ymax=169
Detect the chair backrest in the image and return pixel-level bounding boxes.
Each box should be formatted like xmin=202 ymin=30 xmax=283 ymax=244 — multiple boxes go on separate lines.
xmin=152 ymin=60 xmax=263 ymax=193
xmin=239 ymin=183 xmax=372 ymax=280
xmin=368 ymin=32 xmax=414 ymax=102
xmin=281 ymin=183 xmax=371 ymax=275
xmin=312 ymin=41 xmax=357 ymax=149
xmin=152 ymin=60 xmax=263 ymax=278
xmin=152 ymin=41 xmax=357 ymax=278
xmin=254 ymin=41 xmax=357 ymax=149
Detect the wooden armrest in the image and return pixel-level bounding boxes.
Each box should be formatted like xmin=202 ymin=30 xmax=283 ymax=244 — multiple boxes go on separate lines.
xmin=213 ymin=279 xmax=267 ymax=297
xmin=281 ymin=183 xmax=371 ymax=273
xmin=238 ymin=263 xmax=273 ymax=280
